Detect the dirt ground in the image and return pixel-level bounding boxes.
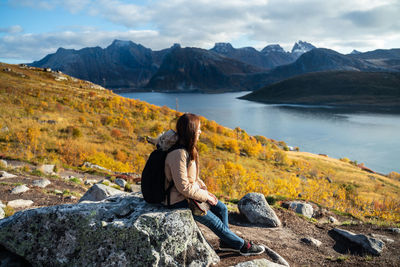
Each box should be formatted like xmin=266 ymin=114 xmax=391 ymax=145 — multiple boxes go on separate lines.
xmin=1 ymin=162 xmax=399 ymax=266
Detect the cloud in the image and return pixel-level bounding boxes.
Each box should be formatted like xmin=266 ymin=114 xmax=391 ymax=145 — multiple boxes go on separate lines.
xmin=1 ymin=0 xmax=400 ymax=63
xmin=0 ymin=25 xmax=23 ymax=34
xmin=7 ymin=0 xmax=91 ymax=13
xmin=0 ymin=29 xmax=160 ymax=62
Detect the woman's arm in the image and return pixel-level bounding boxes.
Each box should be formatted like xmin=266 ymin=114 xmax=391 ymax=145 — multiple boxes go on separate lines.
xmin=167 ymin=149 xmax=209 ymax=202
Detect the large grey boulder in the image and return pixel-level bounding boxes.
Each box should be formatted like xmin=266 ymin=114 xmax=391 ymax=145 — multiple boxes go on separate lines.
xmin=79 ymin=183 xmax=127 ymax=202
xmin=0 ymin=193 xmax=219 ymax=266
xmin=238 ymin=193 xmax=281 ymax=227
xmin=333 ymin=228 xmax=384 ymax=255
xmin=288 ymin=201 xmax=313 ymax=218
xmin=233 ymin=258 xmax=287 ymax=267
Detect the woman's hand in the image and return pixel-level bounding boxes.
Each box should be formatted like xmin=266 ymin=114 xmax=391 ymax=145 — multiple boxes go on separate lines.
xmin=207 ymin=192 xmax=218 ymax=206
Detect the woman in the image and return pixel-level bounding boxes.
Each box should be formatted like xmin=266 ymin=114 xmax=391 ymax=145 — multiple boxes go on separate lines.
xmin=164 ymin=113 xmax=265 ymax=256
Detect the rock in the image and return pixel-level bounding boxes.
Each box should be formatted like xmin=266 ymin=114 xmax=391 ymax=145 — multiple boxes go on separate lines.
xmin=301 ymin=237 xmax=322 ymax=247
xmin=333 ymin=228 xmax=384 ymax=255
xmin=0 ymin=171 xmax=17 ymax=179
xmin=0 ymin=201 xmax=5 ymax=209
xmin=84 ymin=179 xmax=98 ymax=185
xmin=54 ymin=189 xmax=63 ymax=194
xmin=115 ymin=178 xmax=127 ymax=188
xmin=0 ymin=208 xmax=4 ymax=219
xmin=39 ymin=164 xmax=55 ymax=175
xmin=32 ymin=179 xmax=51 ymax=188
xmin=82 ymin=162 xmax=110 ymax=172
xmin=65 ymin=196 xmax=77 ymax=200
xmin=1 ymin=126 xmax=9 ymax=133
xmin=79 ymin=184 xmax=127 ymax=202
xmin=233 ymin=258 xmax=286 ymax=267
xmin=389 ymin=228 xmax=400 ymax=234
xmin=328 ymin=216 xmax=338 ymax=224
xmin=238 ymin=193 xmax=281 ymax=227
xmin=370 ymin=233 xmax=394 ymax=244
xmin=11 ymin=185 xmax=30 ymax=194
xmin=0 ymin=159 xmax=7 ymax=168
xmin=7 ymin=199 xmax=34 ymax=209
xmin=0 ymin=193 xmax=219 ymax=266
xmin=288 ymin=201 xmax=314 ymax=218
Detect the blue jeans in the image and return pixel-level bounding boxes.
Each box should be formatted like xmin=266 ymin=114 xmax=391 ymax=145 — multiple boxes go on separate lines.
xmin=169 ymin=200 xmax=244 ymax=250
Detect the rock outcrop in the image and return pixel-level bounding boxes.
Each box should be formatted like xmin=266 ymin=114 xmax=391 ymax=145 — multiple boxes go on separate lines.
xmin=233 ymin=258 xmax=287 ymax=267
xmin=332 ymin=228 xmax=384 ymax=255
xmin=238 ymin=193 xmax=281 ymax=227
xmin=0 ymin=193 xmax=219 ymax=266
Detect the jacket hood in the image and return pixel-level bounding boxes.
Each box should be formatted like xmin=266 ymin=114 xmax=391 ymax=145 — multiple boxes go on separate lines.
xmin=157 ymin=129 xmax=178 ymax=151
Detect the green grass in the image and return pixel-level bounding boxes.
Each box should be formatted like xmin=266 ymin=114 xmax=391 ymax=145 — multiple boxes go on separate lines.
xmin=69 ymin=177 xmax=82 ymax=185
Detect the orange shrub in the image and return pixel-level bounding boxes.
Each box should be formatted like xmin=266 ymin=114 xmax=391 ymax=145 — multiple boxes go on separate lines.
xmin=111 ymin=129 xmax=123 ymax=138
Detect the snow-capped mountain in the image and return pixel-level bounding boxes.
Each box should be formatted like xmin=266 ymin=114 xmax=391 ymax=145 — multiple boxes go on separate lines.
xmin=291 ymin=41 xmax=316 ymax=58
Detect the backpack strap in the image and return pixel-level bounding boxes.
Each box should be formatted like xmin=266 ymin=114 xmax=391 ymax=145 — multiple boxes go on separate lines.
xmin=165 ymin=143 xmax=187 ymax=206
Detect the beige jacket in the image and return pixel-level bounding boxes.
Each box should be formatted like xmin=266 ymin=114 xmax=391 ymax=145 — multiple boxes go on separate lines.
xmin=164 ymin=149 xmax=209 ymax=205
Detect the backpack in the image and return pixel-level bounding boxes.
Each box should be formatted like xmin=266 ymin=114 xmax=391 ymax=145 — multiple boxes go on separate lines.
xmin=141 ymin=144 xmax=184 ymax=205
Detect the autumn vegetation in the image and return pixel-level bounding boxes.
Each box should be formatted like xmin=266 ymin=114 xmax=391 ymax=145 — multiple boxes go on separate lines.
xmin=0 ymin=63 xmax=399 ymax=225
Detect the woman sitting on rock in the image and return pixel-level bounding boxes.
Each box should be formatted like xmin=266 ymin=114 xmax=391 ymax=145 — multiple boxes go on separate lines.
xmin=163 ymin=113 xmax=265 ymax=256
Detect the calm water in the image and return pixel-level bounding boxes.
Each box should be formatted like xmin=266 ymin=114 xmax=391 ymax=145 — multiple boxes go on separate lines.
xmin=119 ymin=92 xmax=400 ymax=174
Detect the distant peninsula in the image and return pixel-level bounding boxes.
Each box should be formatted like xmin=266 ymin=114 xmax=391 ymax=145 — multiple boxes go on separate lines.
xmin=240 ymin=71 xmax=400 ymax=108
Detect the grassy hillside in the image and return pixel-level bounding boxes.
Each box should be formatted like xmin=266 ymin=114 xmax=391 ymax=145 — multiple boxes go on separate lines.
xmin=1 ymin=63 xmax=400 ymax=224
xmin=241 ymin=71 xmax=400 ymax=107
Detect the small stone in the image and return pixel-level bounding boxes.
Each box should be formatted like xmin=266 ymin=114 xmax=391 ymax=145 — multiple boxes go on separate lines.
xmin=0 ymin=201 xmax=5 ymax=209
xmin=7 ymin=199 xmax=34 ymax=209
xmin=65 ymin=195 xmax=77 ymax=200
xmin=115 ymin=178 xmax=127 ymax=188
xmin=54 ymin=189 xmax=63 ymax=194
xmin=233 ymin=258 xmax=286 ymax=267
xmin=39 ymin=165 xmax=55 ymax=175
xmin=389 ymin=228 xmax=400 ymax=234
xmin=11 ymin=185 xmax=30 ymax=194
xmin=329 ymin=216 xmax=338 ymax=224
xmin=0 ymin=159 xmax=7 ymax=168
xmin=84 ymin=179 xmax=98 ymax=185
xmin=0 ymin=207 xmax=4 ymax=219
xmin=301 ymin=237 xmax=322 ymax=247
xmin=32 ymin=179 xmax=51 ymax=188
xmin=0 ymin=171 xmax=17 ymax=179
xmin=370 ymin=233 xmax=394 ymax=244
xmin=288 ymin=201 xmax=314 ymax=218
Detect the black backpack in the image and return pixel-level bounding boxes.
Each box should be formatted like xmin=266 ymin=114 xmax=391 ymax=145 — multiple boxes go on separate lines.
xmin=141 ymin=144 xmax=185 ymax=205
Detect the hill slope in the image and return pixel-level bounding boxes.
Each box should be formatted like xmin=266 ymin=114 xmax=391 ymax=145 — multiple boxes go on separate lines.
xmin=1 ymin=62 xmax=400 ymax=225
xmin=241 ymin=71 xmax=400 ymax=107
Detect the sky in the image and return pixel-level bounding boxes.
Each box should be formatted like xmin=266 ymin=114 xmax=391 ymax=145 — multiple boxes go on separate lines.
xmin=1 ymin=0 xmax=400 ymax=64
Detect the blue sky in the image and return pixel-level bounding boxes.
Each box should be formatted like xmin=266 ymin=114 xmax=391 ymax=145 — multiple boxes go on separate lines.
xmin=1 ymin=0 xmax=400 ymax=63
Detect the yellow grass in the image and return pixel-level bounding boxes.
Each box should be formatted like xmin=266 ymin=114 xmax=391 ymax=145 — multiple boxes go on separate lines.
xmin=1 ymin=62 xmax=399 ymax=223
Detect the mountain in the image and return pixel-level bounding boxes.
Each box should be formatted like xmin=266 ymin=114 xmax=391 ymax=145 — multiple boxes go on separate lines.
xmin=210 ymin=43 xmax=272 ymax=69
xmin=240 ymin=71 xmax=400 ymax=107
xmin=146 ymin=47 xmax=264 ymax=92
xmin=349 ymin=48 xmax=400 ymax=71
xmin=291 ymin=41 xmax=316 ymax=59
xmin=210 ymin=42 xmax=300 ymax=69
xmin=244 ymin=48 xmax=393 ymax=90
xmin=30 ymin=40 xmax=163 ymax=89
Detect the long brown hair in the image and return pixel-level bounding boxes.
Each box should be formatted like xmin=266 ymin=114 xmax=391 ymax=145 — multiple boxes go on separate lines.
xmin=176 ymin=113 xmax=200 ymax=174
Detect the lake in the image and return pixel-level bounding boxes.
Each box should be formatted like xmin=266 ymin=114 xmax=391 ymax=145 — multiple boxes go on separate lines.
xmin=119 ymin=91 xmax=400 ymax=174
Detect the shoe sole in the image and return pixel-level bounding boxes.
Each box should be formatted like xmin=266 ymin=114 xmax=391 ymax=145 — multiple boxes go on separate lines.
xmin=219 ymin=247 xmax=240 ymax=253
xmin=239 ymin=245 xmax=265 ymax=256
